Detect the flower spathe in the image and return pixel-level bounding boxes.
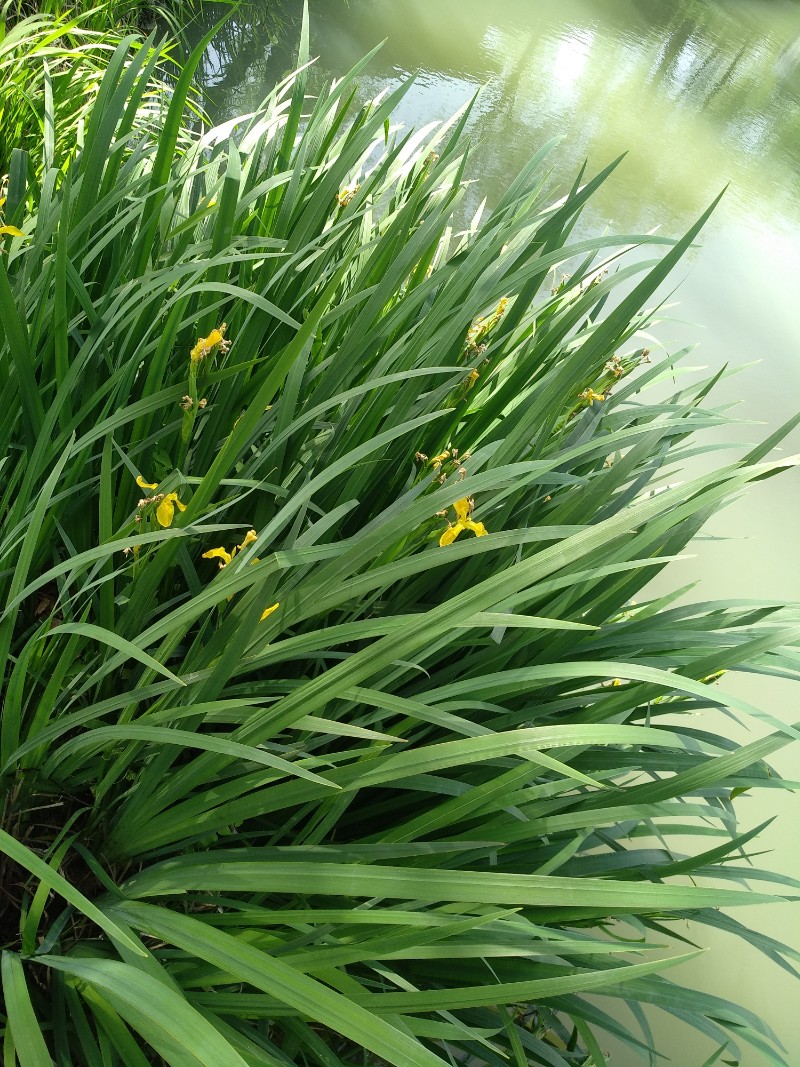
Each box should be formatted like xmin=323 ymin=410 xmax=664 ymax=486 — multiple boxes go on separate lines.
xmin=439 ymin=497 xmax=488 ymax=546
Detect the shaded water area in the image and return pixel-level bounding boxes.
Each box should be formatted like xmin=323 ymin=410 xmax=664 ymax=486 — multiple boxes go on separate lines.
xmin=194 ymin=1 xmax=800 ymax=1061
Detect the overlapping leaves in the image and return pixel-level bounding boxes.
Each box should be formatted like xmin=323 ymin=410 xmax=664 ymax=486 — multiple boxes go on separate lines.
xmin=1 ymin=8 xmax=799 ymax=1065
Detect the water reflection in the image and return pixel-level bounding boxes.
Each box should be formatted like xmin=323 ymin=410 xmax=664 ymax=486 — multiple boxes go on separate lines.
xmin=194 ymin=0 xmax=800 ymax=235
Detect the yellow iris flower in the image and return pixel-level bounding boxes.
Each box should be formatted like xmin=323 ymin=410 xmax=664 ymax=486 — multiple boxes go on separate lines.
xmin=0 ymin=225 xmax=25 ymax=238
xmin=439 ymin=497 xmax=488 ymax=546
xmin=201 ymin=530 xmax=258 ymax=569
xmin=134 ymin=475 xmax=186 ymax=527
xmin=201 ymin=536 xmax=279 ymax=623
xmin=155 ymin=493 xmax=186 ymax=528
xmin=202 ymin=546 xmax=233 ymax=567
xmin=190 ymin=323 xmax=230 ymax=365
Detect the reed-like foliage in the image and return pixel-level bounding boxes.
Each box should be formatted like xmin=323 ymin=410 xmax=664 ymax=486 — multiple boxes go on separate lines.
xmin=3 ymin=0 xmax=207 ymax=35
xmin=0 ymin=2 xmax=189 ymax=178
xmin=1 ymin=11 xmax=799 ymax=1065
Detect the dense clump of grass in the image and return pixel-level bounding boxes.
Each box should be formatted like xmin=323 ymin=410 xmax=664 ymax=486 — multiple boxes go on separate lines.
xmin=3 ymin=0 xmax=207 ymax=34
xmin=1 ymin=9 xmax=800 ymax=1065
xmin=0 ymin=0 xmax=189 ymax=178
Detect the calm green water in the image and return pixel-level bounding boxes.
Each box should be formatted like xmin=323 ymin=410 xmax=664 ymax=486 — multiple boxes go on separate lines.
xmin=203 ymin=2 xmax=800 ymax=1062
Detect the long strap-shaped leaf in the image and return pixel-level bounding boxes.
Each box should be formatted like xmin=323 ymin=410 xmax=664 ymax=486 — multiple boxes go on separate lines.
xmin=0 ymin=831 xmax=143 ymax=956
xmin=1 ymin=952 xmax=52 ymax=1067
xmin=108 ymin=902 xmax=451 ymax=1067
xmin=36 ymin=956 xmax=249 ymax=1067
xmin=120 ymin=856 xmax=780 ymax=911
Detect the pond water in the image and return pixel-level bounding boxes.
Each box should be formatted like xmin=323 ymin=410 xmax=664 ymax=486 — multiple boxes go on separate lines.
xmin=198 ymin=1 xmax=800 ymax=1062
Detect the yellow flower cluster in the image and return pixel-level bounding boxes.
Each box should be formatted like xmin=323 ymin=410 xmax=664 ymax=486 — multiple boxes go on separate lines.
xmin=336 ymin=183 xmax=360 ymax=207
xmin=579 ymin=388 xmax=605 ymax=404
xmin=135 ymin=475 xmax=186 ymax=528
xmin=439 ymin=497 xmax=488 ymax=546
xmin=190 ymin=323 xmax=231 ymax=365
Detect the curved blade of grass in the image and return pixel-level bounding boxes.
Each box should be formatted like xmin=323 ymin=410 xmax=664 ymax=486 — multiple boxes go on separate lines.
xmin=41 ymin=622 xmax=186 ymax=687
xmin=108 ymin=902 xmax=450 ymax=1067
xmin=46 ymin=724 xmax=338 ymax=789
xmin=1 ymin=952 xmax=52 ymax=1067
xmin=120 ymin=857 xmax=780 ymax=911
xmin=0 ymin=830 xmax=144 ymax=955
xmin=36 ymin=956 xmax=249 ymax=1067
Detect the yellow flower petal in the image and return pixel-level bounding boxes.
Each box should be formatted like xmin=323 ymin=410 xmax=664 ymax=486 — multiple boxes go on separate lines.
xmin=238 ymin=529 xmax=258 ymax=549
xmin=156 ymin=492 xmax=184 ymax=528
xmin=0 ymin=225 xmax=25 ymax=238
xmin=155 ymin=497 xmax=174 ymax=528
xmin=202 ymin=546 xmax=233 ymax=567
xmin=136 ymin=475 xmax=158 ymax=490
xmin=465 ymin=519 xmax=488 ymax=537
xmin=190 ymin=339 xmax=206 ymax=362
xmin=453 ymin=498 xmax=471 ymax=523
xmin=439 ymin=523 xmax=464 ymax=547
xmin=260 ymin=602 xmax=279 ymax=622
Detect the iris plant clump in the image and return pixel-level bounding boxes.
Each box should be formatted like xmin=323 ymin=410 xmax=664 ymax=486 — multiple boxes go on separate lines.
xmin=1 ymin=9 xmax=800 ymax=1066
